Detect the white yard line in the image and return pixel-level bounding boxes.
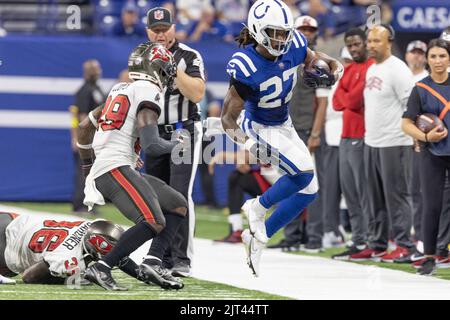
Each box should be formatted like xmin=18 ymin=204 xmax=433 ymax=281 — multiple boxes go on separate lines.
xmin=1 ymin=204 xmax=450 ymax=300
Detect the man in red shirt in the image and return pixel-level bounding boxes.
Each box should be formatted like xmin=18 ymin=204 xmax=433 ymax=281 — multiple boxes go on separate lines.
xmin=332 ymin=28 xmax=375 ymax=260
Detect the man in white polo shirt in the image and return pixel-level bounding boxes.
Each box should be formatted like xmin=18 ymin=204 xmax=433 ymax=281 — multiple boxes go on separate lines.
xmin=361 ymin=25 xmax=415 ymax=262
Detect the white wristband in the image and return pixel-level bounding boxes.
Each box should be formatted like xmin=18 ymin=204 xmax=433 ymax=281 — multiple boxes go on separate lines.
xmin=76 ymin=142 xmax=92 ymax=150
xmin=88 ymin=111 xmax=98 ymax=128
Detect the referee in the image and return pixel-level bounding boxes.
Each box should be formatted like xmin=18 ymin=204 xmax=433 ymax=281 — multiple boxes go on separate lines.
xmin=145 ymin=7 xmax=205 ymax=277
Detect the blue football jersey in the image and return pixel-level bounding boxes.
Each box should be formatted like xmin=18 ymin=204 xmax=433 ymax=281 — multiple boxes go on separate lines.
xmin=226 ymin=30 xmax=308 ymax=125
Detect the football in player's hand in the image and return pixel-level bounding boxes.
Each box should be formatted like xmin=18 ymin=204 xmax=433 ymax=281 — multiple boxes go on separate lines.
xmin=415 ymin=113 xmax=445 ymax=133
xmin=302 ymin=58 xmax=334 ymax=88
xmin=305 ymin=58 xmax=330 ymax=74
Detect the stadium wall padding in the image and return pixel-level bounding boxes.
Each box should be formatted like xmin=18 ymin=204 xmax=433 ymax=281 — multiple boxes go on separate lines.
xmin=0 ymin=35 xmax=235 ymax=205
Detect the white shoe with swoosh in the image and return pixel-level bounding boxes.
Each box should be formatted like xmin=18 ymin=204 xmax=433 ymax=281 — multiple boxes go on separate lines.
xmin=242 ymin=229 xmax=266 ymax=277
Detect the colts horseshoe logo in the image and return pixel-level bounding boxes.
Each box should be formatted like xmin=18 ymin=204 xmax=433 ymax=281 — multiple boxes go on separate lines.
xmin=254 ymin=2 xmax=270 ymax=19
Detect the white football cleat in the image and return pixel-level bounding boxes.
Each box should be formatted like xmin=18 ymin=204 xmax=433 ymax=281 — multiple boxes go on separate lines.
xmin=241 ymin=198 xmax=268 ymax=243
xmin=0 ymin=274 xmax=16 ymax=285
xmin=242 ymin=229 xmax=267 ymax=277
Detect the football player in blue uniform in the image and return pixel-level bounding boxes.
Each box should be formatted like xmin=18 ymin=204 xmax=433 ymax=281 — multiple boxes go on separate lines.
xmin=221 ymin=0 xmax=343 ymax=276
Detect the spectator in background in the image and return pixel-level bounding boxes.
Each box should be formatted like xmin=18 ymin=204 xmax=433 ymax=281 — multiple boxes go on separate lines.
xmin=406 ymin=41 xmax=429 ymax=83
xmin=321 ymin=46 xmax=354 ymax=250
xmin=362 ymin=25 xmax=415 ymax=262
xmin=440 ymin=27 xmax=450 ymax=72
xmin=215 ymin=0 xmax=248 ymax=23
xmin=400 ymin=39 xmax=450 ymax=266
xmin=284 ymin=0 xmax=301 ymax=18
xmin=268 ymin=15 xmax=327 ymax=252
xmin=402 ymin=39 xmax=450 ymax=274
xmin=110 ymin=1 xmax=146 ymax=37
xmin=177 ymin=0 xmax=211 ymax=21
xmin=298 ymin=0 xmax=335 ymax=39
xmin=404 ymin=40 xmax=428 ymax=258
xmin=322 ymin=47 xmax=353 ymax=249
xmin=331 ymin=28 xmax=374 ymax=260
xmin=70 ymin=59 xmax=105 ymax=214
xmin=188 ymin=5 xmax=233 ymax=42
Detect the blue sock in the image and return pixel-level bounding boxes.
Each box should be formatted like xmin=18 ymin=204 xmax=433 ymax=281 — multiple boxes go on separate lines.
xmin=265 ymin=193 xmax=317 ymax=238
xmin=259 ymin=172 xmax=314 ymax=209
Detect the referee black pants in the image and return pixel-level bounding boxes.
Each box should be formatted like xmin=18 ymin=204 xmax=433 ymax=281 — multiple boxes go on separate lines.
xmin=145 ymin=121 xmax=202 ymax=268
xmin=419 ymin=148 xmax=450 ymax=256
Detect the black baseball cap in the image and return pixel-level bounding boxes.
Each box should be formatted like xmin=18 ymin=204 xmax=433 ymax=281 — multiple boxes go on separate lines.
xmin=147 ymin=7 xmax=173 ymax=29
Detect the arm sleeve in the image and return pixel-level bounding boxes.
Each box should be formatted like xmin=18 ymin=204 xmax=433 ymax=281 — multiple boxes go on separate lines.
xmin=229 ymin=77 xmax=254 ymax=101
xmin=402 ymin=86 xmax=422 ymax=120
xmin=185 ymin=51 xmax=206 ymax=80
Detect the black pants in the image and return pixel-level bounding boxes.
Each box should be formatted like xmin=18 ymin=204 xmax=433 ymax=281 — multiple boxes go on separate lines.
xmin=145 ymin=121 xmax=201 ymax=267
xmin=95 ymin=166 xmax=187 ymax=226
xmin=228 ymin=170 xmax=263 ymax=215
xmin=0 ymin=212 xmax=17 ymax=277
xmin=419 ymin=148 xmax=450 ymax=256
xmin=73 ymin=153 xmax=88 ymax=212
xmin=412 ymin=150 xmax=450 ymax=255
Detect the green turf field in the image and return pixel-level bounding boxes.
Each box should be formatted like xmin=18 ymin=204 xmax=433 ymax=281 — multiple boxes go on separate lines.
xmin=1 ymin=202 xmax=449 ymax=300
xmin=0 ymin=202 xmax=289 ymax=300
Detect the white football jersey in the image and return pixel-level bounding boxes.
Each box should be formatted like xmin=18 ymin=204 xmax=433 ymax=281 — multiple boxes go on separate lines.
xmin=89 ymin=80 xmax=162 ymax=179
xmin=5 ymin=215 xmax=91 ymax=277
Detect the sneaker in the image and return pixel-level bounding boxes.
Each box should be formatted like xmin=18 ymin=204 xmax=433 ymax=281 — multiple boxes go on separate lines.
xmin=435 ymin=255 xmax=450 ymax=269
xmin=332 ymin=245 xmax=367 ymax=261
xmin=171 ymin=262 xmax=191 ymax=278
xmin=214 ymin=230 xmax=242 ymax=244
xmin=84 ymin=264 xmax=128 ymax=291
xmin=242 ymin=228 xmax=266 ymax=277
xmin=322 ymin=231 xmax=345 ymax=249
xmin=412 ymin=256 xmax=428 ymax=269
xmin=348 ymin=248 xmax=387 ymax=261
xmin=417 ymin=257 xmax=436 ymax=276
xmin=303 ymin=242 xmax=324 ymax=254
xmin=241 ymin=198 xmax=268 ymax=243
xmin=381 ymin=246 xmax=410 ymax=263
xmin=138 ymin=263 xmax=184 ymax=289
xmin=266 ymin=239 xmax=300 ymax=252
xmin=394 ymin=249 xmax=424 ymax=264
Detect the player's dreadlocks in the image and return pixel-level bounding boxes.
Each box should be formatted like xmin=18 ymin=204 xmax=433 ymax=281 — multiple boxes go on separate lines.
xmin=235 ymin=26 xmax=258 ymax=47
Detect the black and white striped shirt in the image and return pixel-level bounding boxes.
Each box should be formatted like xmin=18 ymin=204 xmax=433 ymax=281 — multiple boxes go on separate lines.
xmin=159 ymin=41 xmax=205 ymax=125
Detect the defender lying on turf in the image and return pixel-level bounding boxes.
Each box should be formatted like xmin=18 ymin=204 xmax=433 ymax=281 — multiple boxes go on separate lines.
xmin=0 ymin=211 xmax=141 ymax=285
